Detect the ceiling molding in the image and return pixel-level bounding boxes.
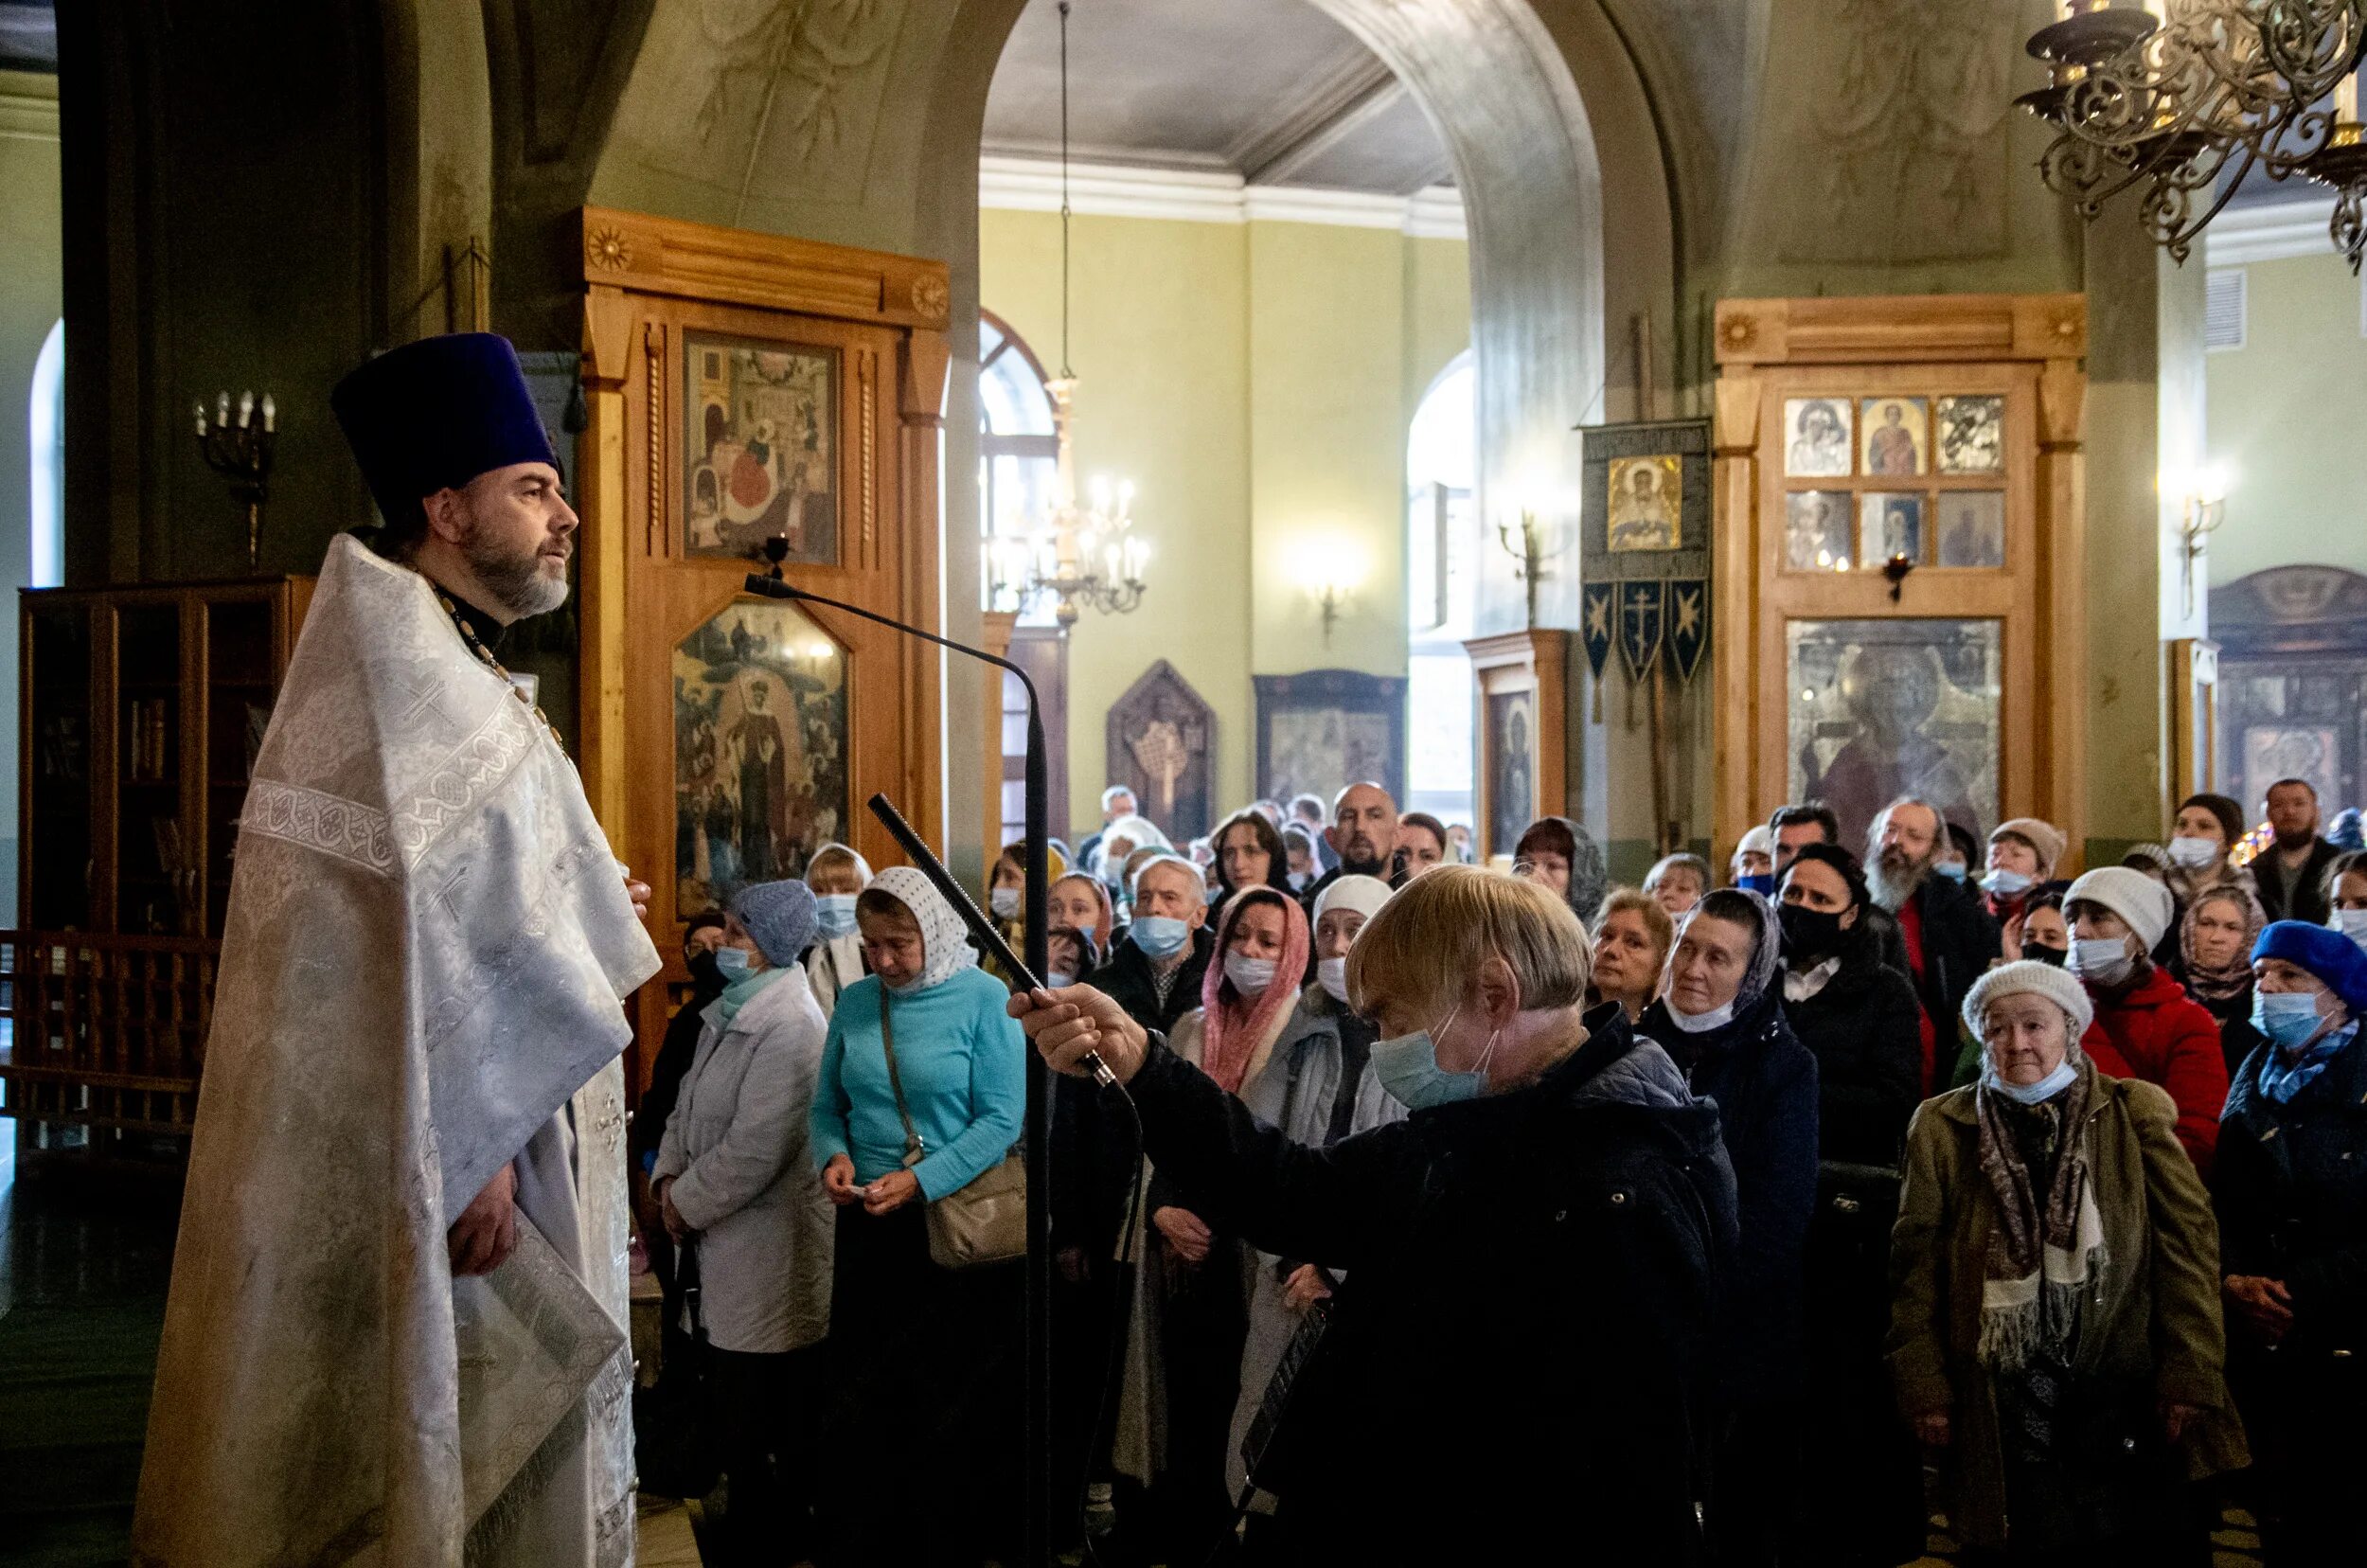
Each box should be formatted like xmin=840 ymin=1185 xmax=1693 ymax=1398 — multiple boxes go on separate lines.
xmin=1228 ymin=50 xmax=1396 ymax=184
xmin=979 ymin=154 xmax=1466 ymax=239
xmin=2205 ymin=198 xmax=2338 ymax=265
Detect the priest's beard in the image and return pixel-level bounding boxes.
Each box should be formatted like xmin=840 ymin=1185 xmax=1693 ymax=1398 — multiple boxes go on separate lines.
xmin=459 ymin=508 xmax=571 ymax=619
xmin=1867 ymin=843 xmax=1933 ymax=913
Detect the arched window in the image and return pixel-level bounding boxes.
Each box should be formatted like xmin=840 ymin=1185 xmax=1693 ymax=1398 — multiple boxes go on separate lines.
xmin=1405 ymin=351 xmax=1476 ymax=827
xmin=29 ymin=317 xmax=62 ymax=588
xmin=979 ymin=312 xmax=1059 ymax=626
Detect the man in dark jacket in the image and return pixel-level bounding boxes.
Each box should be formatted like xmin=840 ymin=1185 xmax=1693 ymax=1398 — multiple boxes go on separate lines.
xmin=1298 ymin=782 xmax=1399 ymax=912
xmin=1773 ymin=845 xmax=1927 ymax=1566
xmin=2254 ymin=777 xmax=2343 ymax=927
xmin=1023 ymin=979 xmax=1737 ymax=1567
xmin=1048 ymin=854 xmax=1214 ymax=1543
xmin=1866 ymin=796 xmax=2002 ymax=1093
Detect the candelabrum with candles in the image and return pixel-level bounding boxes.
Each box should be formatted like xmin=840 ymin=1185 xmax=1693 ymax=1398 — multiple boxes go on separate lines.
xmin=194 ymin=390 xmax=277 ymax=569
xmin=2019 ymin=1 xmax=2366 ymax=263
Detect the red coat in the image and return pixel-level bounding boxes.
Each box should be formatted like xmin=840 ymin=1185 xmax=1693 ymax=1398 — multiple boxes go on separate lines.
xmin=2081 ymin=965 xmax=2231 ymax=1176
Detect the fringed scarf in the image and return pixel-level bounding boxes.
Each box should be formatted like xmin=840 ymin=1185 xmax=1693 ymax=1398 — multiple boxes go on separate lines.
xmin=1974 ymin=1058 xmax=2106 ymax=1373
xmin=1197 ymin=886 xmax=1309 ymax=1096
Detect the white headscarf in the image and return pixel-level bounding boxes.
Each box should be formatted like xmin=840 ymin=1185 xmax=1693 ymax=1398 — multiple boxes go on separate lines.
xmin=867 ymin=864 xmax=979 ymax=991
xmin=1094 ymin=813 xmax=1173 ymax=880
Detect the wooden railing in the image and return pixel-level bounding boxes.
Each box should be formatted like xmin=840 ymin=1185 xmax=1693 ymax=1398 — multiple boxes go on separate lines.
xmin=0 ymin=931 xmax=221 ymax=1135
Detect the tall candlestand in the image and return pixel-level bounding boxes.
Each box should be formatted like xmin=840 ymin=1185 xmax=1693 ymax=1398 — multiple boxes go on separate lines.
xmin=194 ymin=390 xmax=277 ymax=568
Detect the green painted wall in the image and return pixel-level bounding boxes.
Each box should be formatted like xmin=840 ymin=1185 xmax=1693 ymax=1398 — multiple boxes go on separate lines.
xmin=0 ymin=71 xmax=61 ymax=912
xmin=2206 ymin=251 xmax=2367 ymax=584
xmin=978 ymin=207 xmax=1468 ymax=839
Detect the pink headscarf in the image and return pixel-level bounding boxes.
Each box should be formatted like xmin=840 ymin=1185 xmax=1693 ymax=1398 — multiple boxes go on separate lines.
xmin=1198 ymin=886 xmax=1310 ymax=1096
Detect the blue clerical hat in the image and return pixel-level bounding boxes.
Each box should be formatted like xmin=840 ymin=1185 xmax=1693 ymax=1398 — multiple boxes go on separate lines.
xmin=330 ymin=332 xmax=557 ymax=538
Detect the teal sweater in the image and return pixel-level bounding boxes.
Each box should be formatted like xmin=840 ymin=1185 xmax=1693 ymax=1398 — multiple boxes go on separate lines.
xmin=810 ymin=966 xmax=1026 ymax=1200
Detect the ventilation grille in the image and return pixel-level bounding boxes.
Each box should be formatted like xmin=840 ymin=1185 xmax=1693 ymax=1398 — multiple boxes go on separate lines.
xmin=2206 ymin=268 xmax=2247 ymax=351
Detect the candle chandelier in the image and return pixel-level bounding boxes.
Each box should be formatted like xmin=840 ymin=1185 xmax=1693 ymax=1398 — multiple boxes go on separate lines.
xmin=2020 ymin=1 xmax=2367 ymax=269
xmin=985 ymin=0 xmax=1149 ymax=630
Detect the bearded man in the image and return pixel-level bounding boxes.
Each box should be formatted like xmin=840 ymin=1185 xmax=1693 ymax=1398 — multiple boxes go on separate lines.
xmin=1864 ymin=795 xmax=2000 ymax=1093
xmin=133 ymin=333 xmax=661 ymax=1567
xmin=1300 ymin=781 xmax=1400 ymax=909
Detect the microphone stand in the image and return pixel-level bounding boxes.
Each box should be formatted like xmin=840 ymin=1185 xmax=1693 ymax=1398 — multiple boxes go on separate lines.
xmin=740 ymin=567 xmax=1057 ymax=1566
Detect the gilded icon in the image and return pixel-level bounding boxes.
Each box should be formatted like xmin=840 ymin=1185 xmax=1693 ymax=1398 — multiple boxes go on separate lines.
xmin=1786 ymin=490 xmax=1854 ymax=571
xmin=1785 ymin=399 xmax=1853 ymax=478
xmin=1606 ymin=455 xmax=1682 ymax=551
xmin=1860 ymin=398 xmax=1929 ymax=477
xmin=1787 ymin=618 xmax=2000 ymax=852
xmin=1860 ymin=493 xmax=1927 ymax=566
xmin=1936 ymin=395 xmax=2005 ymax=475
xmin=1936 ymin=491 xmax=2006 ymax=568
xmin=685 ymin=332 xmax=838 ymax=563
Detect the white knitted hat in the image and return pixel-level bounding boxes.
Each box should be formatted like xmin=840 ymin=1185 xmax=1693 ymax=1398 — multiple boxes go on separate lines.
xmin=1961 ymin=958 xmax=2095 ymax=1041
xmin=1313 ymin=873 xmax=1393 ymax=924
xmin=2064 ymin=865 xmax=2176 ymax=953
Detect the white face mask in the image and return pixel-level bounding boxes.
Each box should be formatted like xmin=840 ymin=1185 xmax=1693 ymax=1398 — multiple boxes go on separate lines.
xmin=2069 ymin=935 xmax=2134 ymax=987
xmin=2165 ymin=835 xmax=2219 ymax=870
xmin=2329 ymin=907 xmax=2367 ymax=953
xmin=1223 ymin=953 xmax=1279 ymax=997
xmin=988 ymin=885 xmax=1022 ymax=920
xmin=1664 ymin=997 xmax=1736 ymax=1034
xmin=1317 ymin=955 xmax=1350 ymax=1003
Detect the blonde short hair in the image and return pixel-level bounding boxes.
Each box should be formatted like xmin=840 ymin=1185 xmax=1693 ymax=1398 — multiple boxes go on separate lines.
xmin=1345 ymin=863 xmax=1591 ymax=1017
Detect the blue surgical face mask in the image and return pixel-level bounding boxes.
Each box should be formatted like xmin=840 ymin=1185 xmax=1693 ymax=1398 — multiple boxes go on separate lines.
xmin=1373 ymin=1007 xmax=1495 ymax=1111
xmin=815 ymin=893 xmax=859 ymax=939
xmin=1982 ymin=1058 xmax=2078 ymax=1105
xmin=1982 ymin=867 xmax=2034 ymax=898
xmin=1934 ymin=861 xmax=1967 ymax=882
xmin=1130 ymin=915 xmax=1190 ymax=960
xmin=988 ymin=885 xmax=1021 ymax=920
xmin=1044 ymin=970 xmax=1076 ymax=989
xmin=1737 ymin=871 xmax=1777 ymax=897
xmin=2252 ymin=989 xmax=2331 ymax=1051
xmin=713 ymin=946 xmax=753 ymax=979
xmin=2330 ymin=907 xmax=2367 ymax=953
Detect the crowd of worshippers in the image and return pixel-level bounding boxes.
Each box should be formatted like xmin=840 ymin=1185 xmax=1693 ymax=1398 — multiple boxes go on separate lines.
xmin=625 ymin=772 xmax=2367 ymax=1568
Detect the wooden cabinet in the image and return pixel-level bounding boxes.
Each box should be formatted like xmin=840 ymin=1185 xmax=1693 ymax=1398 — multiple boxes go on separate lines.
xmin=19 ymin=578 xmax=312 ymax=936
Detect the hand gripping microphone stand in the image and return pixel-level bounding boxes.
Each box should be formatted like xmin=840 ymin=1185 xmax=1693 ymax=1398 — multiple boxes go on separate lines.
xmin=740 ymin=569 xmax=1117 ymax=1566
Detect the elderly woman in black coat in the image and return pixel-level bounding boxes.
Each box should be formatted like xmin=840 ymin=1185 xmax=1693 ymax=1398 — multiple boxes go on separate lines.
xmin=1012 ymin=864 xmax=1736 ymax=1565
xmin=2216 ymin=919 xmax=2367 ymax=1564
xmin=1639 ymin=887 xmax=1819 ymax=1567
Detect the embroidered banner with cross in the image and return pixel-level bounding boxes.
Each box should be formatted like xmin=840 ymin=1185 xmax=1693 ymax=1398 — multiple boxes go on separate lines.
xmin=1619 ymin=580 xmax=1664 ymax=683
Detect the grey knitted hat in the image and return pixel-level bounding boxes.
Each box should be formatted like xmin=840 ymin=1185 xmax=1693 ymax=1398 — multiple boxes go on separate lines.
xmin=730 ymin=879 xmax=820 ymax=968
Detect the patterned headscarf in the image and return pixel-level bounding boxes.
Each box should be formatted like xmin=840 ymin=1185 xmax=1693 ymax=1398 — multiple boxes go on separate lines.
xmin=1197 ymin=886 xmax=1310 ymax=1096
xmin=1669 ymin=886 xmax=1784 ymax=1014
xmin=865 ymin=865 xmax=979 ymax=992
xmin=2179 ymin=885 xmax=2264 ymax=1003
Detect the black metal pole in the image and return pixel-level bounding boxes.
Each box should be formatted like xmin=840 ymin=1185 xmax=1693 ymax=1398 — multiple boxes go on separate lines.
xmin=743 ymin=574 xmax=1056 ymax=1565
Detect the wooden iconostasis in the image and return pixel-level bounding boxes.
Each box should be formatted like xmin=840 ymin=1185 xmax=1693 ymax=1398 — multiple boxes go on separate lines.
xmin=572 ymin=206 xmax=951 ymax=1054
xmin=1710 ymin=294 xmax=2089 ymax=870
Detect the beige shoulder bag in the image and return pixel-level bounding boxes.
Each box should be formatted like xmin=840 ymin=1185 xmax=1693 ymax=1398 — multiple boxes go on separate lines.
xmin=879 ymin=991 xmax=1026 ymax=1269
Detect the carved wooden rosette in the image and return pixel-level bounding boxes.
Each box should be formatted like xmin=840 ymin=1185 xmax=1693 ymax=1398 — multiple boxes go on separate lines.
xmin=573 ymin=205 xmax=951 ymax=1067
xmin=1710 ymin=293 xmax=2088 ymax=873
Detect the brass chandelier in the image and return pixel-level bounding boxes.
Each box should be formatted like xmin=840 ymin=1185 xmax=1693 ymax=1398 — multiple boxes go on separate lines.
xmin=2020 ymin=1 xmax=2367 ymax=269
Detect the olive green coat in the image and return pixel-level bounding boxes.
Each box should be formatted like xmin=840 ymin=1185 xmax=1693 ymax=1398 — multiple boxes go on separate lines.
xmin=1885 ymin=1065 xmax=2249 ymax=1550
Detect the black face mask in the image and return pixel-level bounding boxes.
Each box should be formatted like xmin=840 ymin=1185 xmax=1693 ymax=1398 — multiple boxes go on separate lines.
xmin=1778 ymin=901 xmax=1847 ymax=960
xmin=2022 ymin=942 xmax=2069 ymax=969
xmin=686 ymin=949 xmax=726 ymax=992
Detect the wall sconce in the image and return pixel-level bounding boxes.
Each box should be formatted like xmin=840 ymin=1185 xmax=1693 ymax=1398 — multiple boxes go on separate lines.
xmin=2170 ymin=465 xmax=2229 ymax=620
xmin=1299 ymin=544 xmax=1364 ymax=647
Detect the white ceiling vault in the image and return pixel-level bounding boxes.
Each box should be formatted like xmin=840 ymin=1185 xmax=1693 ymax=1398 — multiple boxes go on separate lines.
xmin=981 ymin=0 xmax=1461 ymax=225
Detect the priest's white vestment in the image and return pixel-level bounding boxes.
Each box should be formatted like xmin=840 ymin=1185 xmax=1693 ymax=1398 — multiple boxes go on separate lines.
xmin=131 ymin=535 xmax=662 ymax=1567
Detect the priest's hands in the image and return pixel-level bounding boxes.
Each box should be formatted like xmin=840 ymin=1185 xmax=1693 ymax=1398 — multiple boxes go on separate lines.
xmin=449 ymin=1163 xmax=519 ymax=1276
xmin=621 ymin=869 xmax=651 ymax=921
xmin=1007 ymin=984 xmax=1148 ymax=1084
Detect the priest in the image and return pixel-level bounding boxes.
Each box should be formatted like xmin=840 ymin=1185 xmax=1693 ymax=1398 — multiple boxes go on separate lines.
xmin=132 ymin=333 xmax=663 ymax=1567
